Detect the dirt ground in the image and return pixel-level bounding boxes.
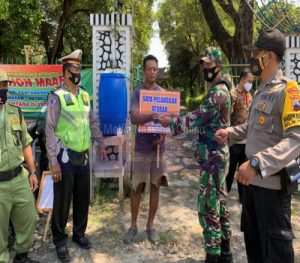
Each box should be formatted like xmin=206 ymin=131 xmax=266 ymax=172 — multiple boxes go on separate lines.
xmin=11 ymin=135 xmax=300 ymax=263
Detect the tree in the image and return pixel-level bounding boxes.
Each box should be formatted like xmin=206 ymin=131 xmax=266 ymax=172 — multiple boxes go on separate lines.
xmin=120 ymin=0 xmax=155 ymax=65
xmin=0 ymin=0 xmax=43 ymax=59
xmin=158 ymin=0 xmax=212 ymax=96
xmin=198 ymin=0 xmax=254 ymax=60
xmin=40 ymin=0 xmax=110 ymax=63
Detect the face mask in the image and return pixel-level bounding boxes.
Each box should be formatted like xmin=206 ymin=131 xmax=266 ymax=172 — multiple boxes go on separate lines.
xmin=244 ymin=82 xmax=252 ymax=92
xmin=68 ymin=71 xmax=81 ymax=85
xmin=249 ymin=53 xmax=269 ymax=76
xmin=203 ymin=66 xmax=220 ymax=82
xmin=0 ymin=89 xmax=8 ymax=105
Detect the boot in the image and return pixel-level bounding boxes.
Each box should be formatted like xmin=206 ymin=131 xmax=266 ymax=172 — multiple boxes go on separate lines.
xmin=205 ymin=254 xmax=218 ymax=263
xmin=218 ymin=239 xmax=234 ymax=263
xmin=13 ymin=252 xmax=40 ymax=263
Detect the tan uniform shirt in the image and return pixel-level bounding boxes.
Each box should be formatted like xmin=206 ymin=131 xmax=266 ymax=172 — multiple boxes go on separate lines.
xmin=0 ymin=104 xmax=32 ymax=172
xmin=227 ymin=70 xmax=300 ymax=190
xmin=45 ymin=84 xmax=105 ymax=167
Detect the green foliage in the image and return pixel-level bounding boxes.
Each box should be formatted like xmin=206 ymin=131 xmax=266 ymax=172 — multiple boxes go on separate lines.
xmin=158 ymin=0 xmax=211 ymax=99
xmin=185 ymin=92 xmax=207 ymax=111
xmin=0 ymin=0 xmax=9 ymax=20
xmin=0 ymin=0 xmax=43 ymax=58
xmin=121 ymin=0 xmax=155 ymax=65
xmin=40 ymin=0 xmax=110 ymax=60
xmin=0 ymin=0 xmax=153 ymax=65
xmin=253 ymin=0 xmax=300 ymax=34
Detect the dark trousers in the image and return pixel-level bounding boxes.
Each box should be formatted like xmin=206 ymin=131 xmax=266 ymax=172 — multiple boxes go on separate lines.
xmin=241 ymin=185 xmax=294 ymax=263
xmin=52 ymin=150 xmax=90 ymax=248
xmin=226 ymin=144 xmax=247 ymax=202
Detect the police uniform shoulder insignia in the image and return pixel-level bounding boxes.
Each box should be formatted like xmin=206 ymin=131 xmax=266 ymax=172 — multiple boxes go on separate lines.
xmin=50 ymin=98 xmax=56 ymax=108
xmin=282 ymin=80 xmax=300 ymax=131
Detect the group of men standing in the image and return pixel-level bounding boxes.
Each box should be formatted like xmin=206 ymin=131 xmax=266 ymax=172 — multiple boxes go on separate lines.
xmin=0 ymin=27 xmax=299 ymax=263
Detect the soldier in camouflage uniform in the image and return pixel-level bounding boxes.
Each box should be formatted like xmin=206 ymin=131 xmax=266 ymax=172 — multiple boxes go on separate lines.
xmin=161 ymin=47 xmax=233 ymax=263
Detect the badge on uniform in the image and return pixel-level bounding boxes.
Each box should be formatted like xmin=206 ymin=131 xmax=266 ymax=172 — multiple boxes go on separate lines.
xmin=257 ymin=102 xmax=266 ymax=111
xmin=282 ymin=81 xmax=300 ymax=131
xmin=11 ymin=118 xmax=20 ymax=125
xmin=259 ymin=116 xmax=265 ymax=125
xmin=50 ymin=98 xmax=56 ymax=108
xmin=81 ymin=94 xmax=89 ymax=106
xmin=64 ymin=94 xmax=74 ymax=106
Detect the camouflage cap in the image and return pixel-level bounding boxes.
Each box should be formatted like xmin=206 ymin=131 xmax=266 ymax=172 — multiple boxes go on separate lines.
xmin=200 ymin=47 xmax=222 ymax=64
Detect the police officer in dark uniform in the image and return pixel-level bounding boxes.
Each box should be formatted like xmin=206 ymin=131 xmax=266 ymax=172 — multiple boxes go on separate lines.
xmin=45 ymin=50 xmax=106 ymax=263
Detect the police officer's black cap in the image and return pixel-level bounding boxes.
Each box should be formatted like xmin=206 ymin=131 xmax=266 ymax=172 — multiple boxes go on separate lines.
xmin=244 ymin=28 xmax=286 ymax=56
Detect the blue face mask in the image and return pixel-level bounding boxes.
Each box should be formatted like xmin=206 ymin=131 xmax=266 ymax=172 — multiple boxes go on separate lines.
xmin=0 ymin=89 xmax=8 ymax=104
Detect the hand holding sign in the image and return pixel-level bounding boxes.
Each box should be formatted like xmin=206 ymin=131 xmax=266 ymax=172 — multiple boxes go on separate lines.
xmin=158 ymin=115 xmax=171 ymax=127
xmin=138 ymin=90 xmax=180 ymax=134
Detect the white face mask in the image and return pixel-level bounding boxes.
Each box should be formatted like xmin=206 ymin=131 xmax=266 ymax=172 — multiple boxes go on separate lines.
xmin=244 ymin=82 xmax=252 ymax=92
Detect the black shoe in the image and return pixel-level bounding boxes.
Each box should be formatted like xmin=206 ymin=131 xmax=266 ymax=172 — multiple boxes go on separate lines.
xmin=56 ymin=245 xmax=71 ymax=263
xmin=72 ymin=236 xmax=92 ymax=249
xmin=13 ymin=253 xmax=40 ymax=263
xmin=218 ymin=239 xmax=234 ymax=263
xmin=205 ymin=254 xmax=218 ymax=263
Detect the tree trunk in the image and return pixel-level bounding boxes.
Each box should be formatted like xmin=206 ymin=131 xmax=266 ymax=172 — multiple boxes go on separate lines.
xmin=198 ymin=0 xmax=253 ymax=61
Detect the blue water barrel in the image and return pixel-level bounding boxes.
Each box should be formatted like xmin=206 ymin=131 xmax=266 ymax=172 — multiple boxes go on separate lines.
xmin=99 ymin=73 xmax=127 ymax=136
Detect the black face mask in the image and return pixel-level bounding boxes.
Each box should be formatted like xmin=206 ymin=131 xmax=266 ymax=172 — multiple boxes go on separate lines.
xmin=68 ymin=71 xmax=81 ymax=85
xmin=203 ymin=66 xmax=220 ymax=82
xmin=0 ymin=89 xmax=8 ymax=105
xmin=249 ymin=53 xmax=268 ymax=77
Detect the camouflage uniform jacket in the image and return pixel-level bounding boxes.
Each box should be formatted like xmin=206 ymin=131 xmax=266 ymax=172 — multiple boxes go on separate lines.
xmin=171 ymin=80 xmax=231 ymax=163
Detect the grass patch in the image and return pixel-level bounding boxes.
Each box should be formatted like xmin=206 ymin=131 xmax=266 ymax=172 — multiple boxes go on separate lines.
xmin=94 ymin=179 xmax=118 ymax=206
xmin=292 ymin=208 xmax=300 ymax=217
xmin=159 ymin=227 xmax=186 ymax=245
xmin=88 ymin=180 xmax=119 ymax=225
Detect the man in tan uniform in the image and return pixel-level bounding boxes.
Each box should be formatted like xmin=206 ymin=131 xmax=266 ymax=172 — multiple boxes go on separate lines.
xmin=45 ymin=50 xmax=106 ymax=263
xmin=0 ymin=69 xmax=39 ymax=263
xmin=215 ymin=29 xmax=299 ymax=263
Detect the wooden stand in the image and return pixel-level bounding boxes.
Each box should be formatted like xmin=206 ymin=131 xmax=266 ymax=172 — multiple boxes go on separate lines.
xmin=43 ymin=210 xmax=52 ymax=242
xmin=90 ymin=135 xmax=129 ymax=201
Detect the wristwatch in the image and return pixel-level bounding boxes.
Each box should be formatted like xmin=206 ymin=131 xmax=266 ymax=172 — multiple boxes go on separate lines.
xmin=250 ymin=156 xmax=260 ymax=173
xmin=29 ymin=170 xmax=36 ymax=176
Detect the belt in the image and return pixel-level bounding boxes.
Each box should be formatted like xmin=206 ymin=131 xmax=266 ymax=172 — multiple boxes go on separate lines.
xmin=0 ymin=166 xmax=22 ymax=182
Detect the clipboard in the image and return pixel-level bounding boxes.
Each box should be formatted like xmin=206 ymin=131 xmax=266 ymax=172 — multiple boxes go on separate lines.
xmin=36 ymin=171 xmax=53 ymax=211
xmin=35 ymin=171 xmax=53 ymax=241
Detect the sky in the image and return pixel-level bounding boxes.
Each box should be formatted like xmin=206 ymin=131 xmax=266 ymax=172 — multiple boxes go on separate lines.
xmin=148 ymin=1 xmax=169 ymax=68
